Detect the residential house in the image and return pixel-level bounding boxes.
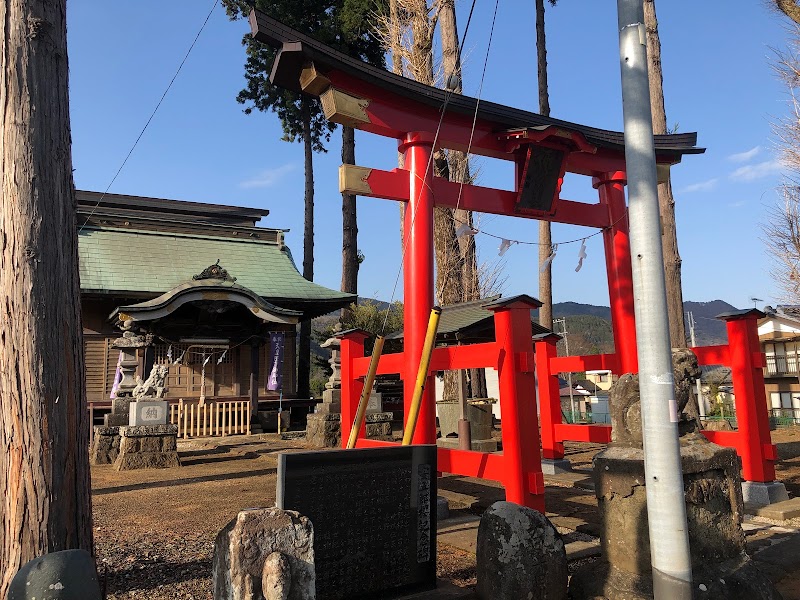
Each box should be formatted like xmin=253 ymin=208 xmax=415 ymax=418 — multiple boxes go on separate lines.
xmin=759 ymin=305 xmax=800 ymax=421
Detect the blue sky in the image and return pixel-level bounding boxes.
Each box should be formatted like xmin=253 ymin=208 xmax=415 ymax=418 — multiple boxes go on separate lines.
xmin=68 ymin=1 xmax=789 ymax=310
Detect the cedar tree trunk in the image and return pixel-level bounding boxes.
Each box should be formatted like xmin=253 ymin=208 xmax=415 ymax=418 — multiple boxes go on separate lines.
xmin=644 ymin=0 xmax=686 ymax=348
xmin=341 ymin=125 xmax=358 ymax=303
xmin=536 ymin=0 xmax=554 ymax=331
xmin=0 ymin=0 xmax=93 ymax=594
xmin=298 ymin=97 xmax=314 ymax=397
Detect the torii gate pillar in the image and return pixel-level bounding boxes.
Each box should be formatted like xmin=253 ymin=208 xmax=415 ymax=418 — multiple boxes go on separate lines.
xmin=400 ymin=132 xmax=437 ymax=444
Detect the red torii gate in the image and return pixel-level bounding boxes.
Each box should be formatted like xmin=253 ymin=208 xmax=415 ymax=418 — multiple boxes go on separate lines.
xmin=248 ymin=11 xmax=780 ymax=509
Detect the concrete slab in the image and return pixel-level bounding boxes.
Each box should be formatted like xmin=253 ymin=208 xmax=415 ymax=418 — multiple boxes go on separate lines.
xmin=438 ymin=517 xmax=480 ymax=554
xmin=543 ymin=470 xmax=595 ymax=491
xmin=754 ymin=497 xmax=800 ymax=522
xmin=564 ymin=539 xmax=601 ymax=561
xmin=437 ymin=514 xmax=600 ymax=561
xmin=396 ymin=580 xmax=476 ymax=599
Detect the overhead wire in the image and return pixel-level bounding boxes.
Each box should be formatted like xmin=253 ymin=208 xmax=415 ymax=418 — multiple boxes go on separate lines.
xmin=380 ymin=0 xmax=480 ymax=334
xmin=78 ymin=0 xmax=220 ymax=232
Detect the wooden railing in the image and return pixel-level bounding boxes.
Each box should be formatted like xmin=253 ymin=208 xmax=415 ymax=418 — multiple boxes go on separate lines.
xmin=87 ymin=399 xmax=252 ymax=443
xmin=170 ymin=399 xmax=251 ymax=439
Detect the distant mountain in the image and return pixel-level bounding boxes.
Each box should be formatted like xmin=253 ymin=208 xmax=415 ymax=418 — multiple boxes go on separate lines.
xmin=683 ymin=300 xmax=738 ymax=346
xmin=553 ymin=302 xmax=611 ymax=320
xmin=551 ymin=299 xmax=738 ymax=348
xmin=311 ymin=297 xmax=739 ymax=361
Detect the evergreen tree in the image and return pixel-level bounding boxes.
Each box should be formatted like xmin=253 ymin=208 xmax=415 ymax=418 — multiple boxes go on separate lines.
xmin=223 ymin=0 xmax=384 ymax=395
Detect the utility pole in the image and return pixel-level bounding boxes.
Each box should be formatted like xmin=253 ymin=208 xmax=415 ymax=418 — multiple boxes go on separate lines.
xmin=616 ymin=1 xmax=692 ymax=597
xmin=687 ymin=311 xmax=705 ymax=418
xmin=553 ymin=317 xmax=577 ymax=422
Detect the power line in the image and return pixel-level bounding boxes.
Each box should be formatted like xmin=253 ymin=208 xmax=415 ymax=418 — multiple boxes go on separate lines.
xmin=78 ymin=0 xmax=220 ymax=232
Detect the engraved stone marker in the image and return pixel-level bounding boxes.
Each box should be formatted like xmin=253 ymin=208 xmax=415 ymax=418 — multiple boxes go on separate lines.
xmin=128 ymin=401 xmax=168 ymax=426
xmin=277 ymin=445 xmax=437 ymax=600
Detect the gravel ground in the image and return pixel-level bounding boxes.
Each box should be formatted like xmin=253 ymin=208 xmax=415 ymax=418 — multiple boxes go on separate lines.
xmin=91 ymin=429 xmax=800 ymax=598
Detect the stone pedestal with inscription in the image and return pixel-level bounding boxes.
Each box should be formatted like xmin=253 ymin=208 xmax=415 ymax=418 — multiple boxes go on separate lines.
xmin=113 ymin=424 xmax=180 ymax=471
xmin=570 ymin=350 xmax=781 ymax=600
xmin=277 ymin=446 xmax=437 ymax=599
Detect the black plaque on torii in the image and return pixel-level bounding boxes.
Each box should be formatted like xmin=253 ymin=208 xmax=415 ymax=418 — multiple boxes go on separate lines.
xmin=277 ymin=445 xmax=437 ymax=600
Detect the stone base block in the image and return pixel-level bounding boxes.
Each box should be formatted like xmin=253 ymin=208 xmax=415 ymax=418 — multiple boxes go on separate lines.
xmin=104 ymin=396 xmax=134 ymax=426
xmin=314 ymin=401 xmax=341 ymax=415
xmin=90 ymin=426 xmax=121 ymax=465
xmin=257 ymin=410 xmax=291 ymax=433
xmin=306 ymin=413 xmax=341 ymax=448
xmin=742 ymin=481 xmax=790 ymax=508
xmin=569 ymin=553 xmax=781 ymax=600
xmin=437 ymin=400 xmax=494 ymax=440
xmin=365 ymin=411 xmax=393 ymax=438
xmin=437 ymin=438 xmax=498 ymax=452
xmin=322 ymin=388 xmax=341 ymax=405
xmin=437 ymin=496 xmax=450 ymax=521
xmin=540 ymin=458 xmax=572 ymax=475
xmin=114 ymin=424 xmax=180 ymax=470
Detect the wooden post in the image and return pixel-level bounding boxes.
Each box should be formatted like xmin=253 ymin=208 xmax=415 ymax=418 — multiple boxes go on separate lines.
xmin=250 ymin=342 xmax=260 ymax=419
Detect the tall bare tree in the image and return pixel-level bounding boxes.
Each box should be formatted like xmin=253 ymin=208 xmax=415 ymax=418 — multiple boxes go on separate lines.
xmin=535 ymin=0 xmax=556 ymax=332
xmin=0 ymin=0 xmax=93 ymax=593
xmin=775 ymin=0 xmax=800 ymax=24
xmin=438 ymin=0 xmax=486 ymax=396
xmin=644 ymin=0 xmax=687 ymax=348
xmin=764 ymin=22 xmax=800 ymax=303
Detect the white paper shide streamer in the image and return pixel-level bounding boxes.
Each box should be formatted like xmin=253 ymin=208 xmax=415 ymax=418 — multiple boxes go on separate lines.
xmin=575 ymin=239 xmax=587 ymax=272
xmin=540 ymin=244 xmax=558 ymax=273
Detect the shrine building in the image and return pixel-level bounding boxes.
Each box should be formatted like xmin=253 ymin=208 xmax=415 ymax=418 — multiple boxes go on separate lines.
xmin=77 ymin=190 xmax=354 ymax=415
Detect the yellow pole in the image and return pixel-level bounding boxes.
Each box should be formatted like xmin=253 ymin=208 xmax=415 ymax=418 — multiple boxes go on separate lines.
xmin=346 ymin=335 xmax=385 ymax=449
xmin=402 ymin=307 xmax=442 ymax=446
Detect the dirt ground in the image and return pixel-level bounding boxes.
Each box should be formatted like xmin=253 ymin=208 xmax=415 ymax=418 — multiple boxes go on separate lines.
xmin=91 ymin=428 xmax=800 ymax=599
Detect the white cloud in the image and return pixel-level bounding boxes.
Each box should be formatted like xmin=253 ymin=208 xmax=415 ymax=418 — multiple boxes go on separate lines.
xmin=729 ymin=159 xmax=784 ymax=182
xmin=728 ymin=146 xmax=761 ymax=163
xmin=728 ymin=200 xmax=746 ymax=208
xmin=239 ymin=163 xmax=297 ymax=189
xmin=681 ymin=178 xmax=719 ymax=193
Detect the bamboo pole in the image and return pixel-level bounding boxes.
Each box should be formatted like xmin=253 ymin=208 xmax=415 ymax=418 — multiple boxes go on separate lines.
xmin=347 ymin=336 xmax=385 ymax=449
xmin=402 ymin=307 xmax=442 ymax=445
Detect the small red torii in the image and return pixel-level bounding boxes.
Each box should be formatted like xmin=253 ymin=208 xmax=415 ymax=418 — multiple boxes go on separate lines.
xmin=248 ymin=10 xmax=779 ymax=510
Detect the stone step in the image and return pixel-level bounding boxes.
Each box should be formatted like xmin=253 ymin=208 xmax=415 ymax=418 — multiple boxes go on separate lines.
xmin=752 ymin=497 xmax=800 ymax=522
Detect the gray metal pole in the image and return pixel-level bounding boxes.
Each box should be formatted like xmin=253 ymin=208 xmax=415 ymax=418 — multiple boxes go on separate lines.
xmin=616 ymin=1 xmax=693 ymax=597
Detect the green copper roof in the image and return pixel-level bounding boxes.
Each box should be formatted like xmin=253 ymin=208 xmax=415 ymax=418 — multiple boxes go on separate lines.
xmin=78 ymin=226 xmax=354 ymax=307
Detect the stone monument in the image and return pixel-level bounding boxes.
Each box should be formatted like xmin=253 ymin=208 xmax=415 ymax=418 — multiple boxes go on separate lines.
xmin=476 ymin=501 xmax=567 ymax=600
xmin=213 ymin=507 xmax=315 ymax=600
xmin=90 ymin=317 xmax=180 ymax=469
xmin=90 ymin=320 xmax=153 ymax=465
xmin=276 ymin=446 xmax=437 ymax=600
xmin=569 ymin=349 xmax=781 ymax=600
xmin=306 ymin=325 xmax=392 ymax=447
xmin=114 ymin=363 xmax=180 ymax=470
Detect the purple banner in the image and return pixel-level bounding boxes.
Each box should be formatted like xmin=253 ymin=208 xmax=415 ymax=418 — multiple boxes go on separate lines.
xmin=109 ymin=351 xmax=123 ymax=399
xmin=267 ymin=332 xmax=285 ymax=391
